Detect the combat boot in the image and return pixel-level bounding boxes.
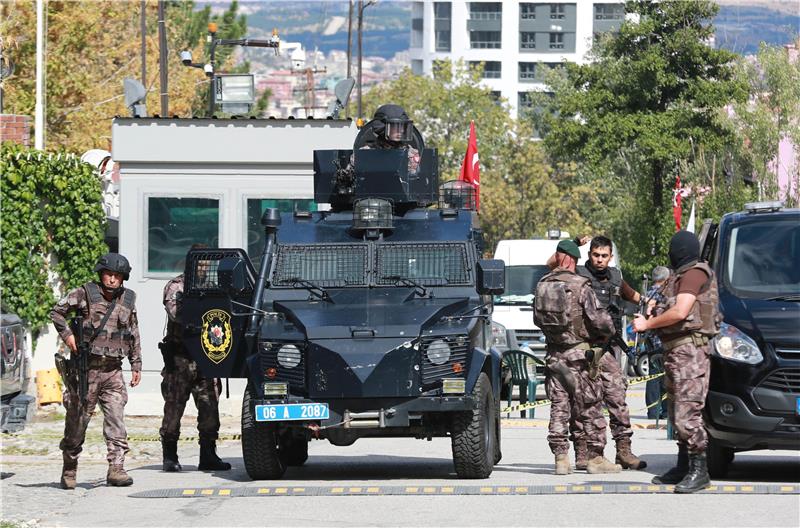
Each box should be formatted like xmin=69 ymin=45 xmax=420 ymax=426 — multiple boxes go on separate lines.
xmin=198 ymin=439 xmax=232 ymax=471
xmin=574 ymin=440 xmax=588 ymax=470
xmin=586 ymin=454 xmax=622 ymax=474
xmin=107 ymin=464 xmax=133 ymax=487
xmin=615 ymin=438 xmax=647 ymax=470
xmin=652 ymin=444 xmax=689 ymax=484
xmin=60 ymin=457 xmax=77 ymax=490
xmin=554 ymin=453 xmax=572 ymax=475
xmin=674 ymin=452 xmax=711 ymax=494
xmin=162 ymin=440 xmax=182 ymax=472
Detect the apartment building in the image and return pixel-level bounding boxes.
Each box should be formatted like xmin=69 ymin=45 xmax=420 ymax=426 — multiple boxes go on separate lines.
xmin=409 ymin=1 xmax=625 ymax=116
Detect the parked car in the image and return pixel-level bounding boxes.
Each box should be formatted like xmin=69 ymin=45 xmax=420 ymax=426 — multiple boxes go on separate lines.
xmin=699 ymin=201 xmax=800 ymax=477
xmin=1 ymin=313 xmax=35 ymax=432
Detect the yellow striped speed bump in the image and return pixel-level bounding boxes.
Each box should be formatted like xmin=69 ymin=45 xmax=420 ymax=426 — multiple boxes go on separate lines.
xmin=130 ymin=483 xmax=799 ymax=498
xmin=501 ymin=372 xmax=665 ymax=415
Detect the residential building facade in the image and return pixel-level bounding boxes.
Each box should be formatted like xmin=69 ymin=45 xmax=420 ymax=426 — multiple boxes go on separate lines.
xmin=409 ymin=1 xmax=625 ymax=116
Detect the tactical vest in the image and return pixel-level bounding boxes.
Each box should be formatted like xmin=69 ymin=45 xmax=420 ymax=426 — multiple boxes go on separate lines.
xmin=656 ymin=261 xmax=721 ymax=340
xmin=577 ymin=265 xmax=623 ymax=336
xmin=82 ymin=282 xmax=137 ymax=359
xmin=534 ymin=270 xmax=591 ymax=347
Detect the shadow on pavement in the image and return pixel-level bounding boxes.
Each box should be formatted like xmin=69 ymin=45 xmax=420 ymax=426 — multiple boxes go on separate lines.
xmin=169 ymin=455 xmax=463 ymax=482
xmin=640 ymin=452 xmax=800 ymax=483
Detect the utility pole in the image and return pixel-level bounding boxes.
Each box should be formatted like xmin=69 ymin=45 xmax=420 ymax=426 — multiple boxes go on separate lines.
xmin=356 ymin=0 xmax=376 ymax=120
xmin=346 ymin=0 xmax=353 ymax=80
xmin=157 ymin=0 xmax=168 ymax=116
xmin=34 ymin=0 xmax=44 ymax=149
xmin=346 ymin=1 xmax=354 ymax=118
xmin=140 ymin=0 xmax=147 ymax=86
xmin=357 ymin=0 xmax=363 ymax=120
xmin=293 ymin=65 xmax=327 ymax=118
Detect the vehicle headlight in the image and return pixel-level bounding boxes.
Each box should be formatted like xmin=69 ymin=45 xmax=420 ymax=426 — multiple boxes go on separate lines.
xmin=491 ymin=321 xmax=508 ymax=348
xmin=426 ymin=339 xmax=451 ymax=365
xmin=713 ymin=323 xmax=763 ymax=365
xmin=277 ymin=344 xmax=302 ymax=368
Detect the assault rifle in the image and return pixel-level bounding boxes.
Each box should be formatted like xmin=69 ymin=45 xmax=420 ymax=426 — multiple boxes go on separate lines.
xmin=633 ymin=273 xmax=650 ymax=353
xmin=72 ymin=315 xmax=90 ymax=406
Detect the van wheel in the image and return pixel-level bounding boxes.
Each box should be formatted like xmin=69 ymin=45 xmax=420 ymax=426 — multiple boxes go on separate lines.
xmin=451 ymin=372 xmax=495 ymax=479
xmin=241 ymin=386 xmax=287 ymax=480
xmin=707 ymin=438 xmax=733 ymax=478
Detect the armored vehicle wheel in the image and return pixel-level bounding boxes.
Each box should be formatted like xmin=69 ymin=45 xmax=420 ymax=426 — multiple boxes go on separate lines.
xmin=451 ymin=372 xmax=496 ymax=479
xmin=280 ymin=433 xmax=309 ymax=467
xmin=241 ymin=387 xmax=287 ymax=480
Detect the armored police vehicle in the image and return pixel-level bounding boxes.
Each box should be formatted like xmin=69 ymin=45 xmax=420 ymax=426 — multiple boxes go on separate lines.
xmin=180 ymin=120 xmax=506 ymax=480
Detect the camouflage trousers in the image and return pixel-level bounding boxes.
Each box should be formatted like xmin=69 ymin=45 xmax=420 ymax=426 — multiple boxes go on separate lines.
xmin=569 ymin=352 xmax=633 ymax=442
xmin=545 ymin=348 xmax=607 ymax=456
xmin=159 ymin=354 xmax=221 ymax=443
xmin=664 ymin=342 xmax=711 ymax=453
xmin=61 ymin=366 xmax=129 ymax=465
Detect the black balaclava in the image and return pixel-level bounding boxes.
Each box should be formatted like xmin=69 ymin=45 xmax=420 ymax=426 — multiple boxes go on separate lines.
xmin=668 ymin=230 xmax=700 ymax=269
xmin=585 ymin=258 xmax=610 ymax=280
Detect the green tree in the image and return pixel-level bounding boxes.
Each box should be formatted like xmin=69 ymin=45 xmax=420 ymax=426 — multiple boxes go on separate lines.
xmin=535 ymin=0 xmax=748 ymax=278
xmin=362 ymin=60 xmax=512 ymax=180
xmin=730 ymin=42 xmax=800 ymax=206
xmin=0 ymin=0 xmax=254 ymax=151
xmin=481 ymin=121 xmax=600 ymax=252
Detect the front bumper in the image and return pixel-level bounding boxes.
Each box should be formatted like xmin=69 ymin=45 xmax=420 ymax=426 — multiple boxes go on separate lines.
xmin=256 ymin=395 xmax=477 ymax=428
xmin=705 ymin=390 xmax=800 ymax=451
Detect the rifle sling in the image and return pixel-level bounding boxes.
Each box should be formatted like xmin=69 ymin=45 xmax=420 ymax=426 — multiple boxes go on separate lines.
xmin=82 ymin=285 xmax=120 ymax=346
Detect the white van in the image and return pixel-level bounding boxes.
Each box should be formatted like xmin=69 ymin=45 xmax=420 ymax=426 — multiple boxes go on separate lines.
xmin=492 ymin=232 xmax=618 ymax=364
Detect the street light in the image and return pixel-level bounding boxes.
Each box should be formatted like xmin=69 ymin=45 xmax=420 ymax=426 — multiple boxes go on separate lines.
xmin=357 ymin=0 xmax=377 ymax=120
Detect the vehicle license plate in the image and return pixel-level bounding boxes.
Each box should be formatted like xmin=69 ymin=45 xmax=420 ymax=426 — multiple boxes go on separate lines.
xmin=255 ymin=403 xmax=329 ymax=422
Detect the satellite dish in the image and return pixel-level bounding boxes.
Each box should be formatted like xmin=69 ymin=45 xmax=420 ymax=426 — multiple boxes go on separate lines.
xmin=327 ymin=78 xmax=355 ymax=119
xmin=123 ymin=78 xmax=147 ymax=118
xmin=334 ymin=78 xmax=355 ymax=107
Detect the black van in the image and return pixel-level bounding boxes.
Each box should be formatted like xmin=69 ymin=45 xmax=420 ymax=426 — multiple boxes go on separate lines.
xmin=699 ymin=201 xmax=800 ymax=477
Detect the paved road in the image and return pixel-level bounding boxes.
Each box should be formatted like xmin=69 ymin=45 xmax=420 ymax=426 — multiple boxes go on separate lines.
xmin=2 ymin=389 xmax=798 ymax=527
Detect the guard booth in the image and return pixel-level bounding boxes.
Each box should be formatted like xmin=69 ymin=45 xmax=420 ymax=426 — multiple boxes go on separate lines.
xmin=111 ymin=117 xmax=358 ymax=413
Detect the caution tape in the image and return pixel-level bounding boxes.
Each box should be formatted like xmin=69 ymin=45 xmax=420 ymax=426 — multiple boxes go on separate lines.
xmin=501 ymin=372 xmax=665 ymax=415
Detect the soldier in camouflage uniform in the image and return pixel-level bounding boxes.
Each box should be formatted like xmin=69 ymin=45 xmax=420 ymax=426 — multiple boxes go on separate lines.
xmin=633 ymin=230 xmax=721 ymax=493
xmin=50 ymin=253 xmax=141 ymax=489
xmin=571 ymin=236 xmax=647 ymax=470
xmin=159 ymin=246 xmax=231 ymax=472
xmin=534 ymin=240 xmax=621 ymax=475
xmin=348 ymin=104 xmax=420 ymax=174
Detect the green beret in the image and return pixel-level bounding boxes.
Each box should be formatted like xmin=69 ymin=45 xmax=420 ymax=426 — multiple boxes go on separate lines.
xmin=556 ymin=240 xmax=581 ymax=259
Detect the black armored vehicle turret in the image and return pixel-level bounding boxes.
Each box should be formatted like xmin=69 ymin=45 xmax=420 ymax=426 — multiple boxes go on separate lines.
xmin=180 ymin=123 xmax=506 ymax=480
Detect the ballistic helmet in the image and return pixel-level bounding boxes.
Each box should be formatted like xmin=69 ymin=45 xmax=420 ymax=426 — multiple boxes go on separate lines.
xmin=372 ymin=104 xmax=413 ymax=145
xmin=94 ymin=252 xmax=131 ymax=281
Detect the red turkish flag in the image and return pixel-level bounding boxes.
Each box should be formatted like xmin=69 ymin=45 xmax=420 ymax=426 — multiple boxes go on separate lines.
xmin=459 ymin=120 xmax=480 ymax=209
xmin=672 ymin=175 xmax=682 ymax=231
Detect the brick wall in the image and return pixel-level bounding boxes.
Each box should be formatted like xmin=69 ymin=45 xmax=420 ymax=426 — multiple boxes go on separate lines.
xmin=0 ymin=114 xmax=31 ymax=147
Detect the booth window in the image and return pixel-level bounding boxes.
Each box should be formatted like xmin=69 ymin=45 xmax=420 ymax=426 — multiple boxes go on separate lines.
xmin=247 ymin=199 xmax=317 ymax=264
xmin=147 ymin=197 xmax=220 ymax=274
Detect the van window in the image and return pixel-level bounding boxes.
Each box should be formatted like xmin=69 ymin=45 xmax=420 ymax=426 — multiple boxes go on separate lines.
xmin=724 ymin=219 xmax=800 ymax=298
xmin=496 ymin=265 xmax=550 ymax=304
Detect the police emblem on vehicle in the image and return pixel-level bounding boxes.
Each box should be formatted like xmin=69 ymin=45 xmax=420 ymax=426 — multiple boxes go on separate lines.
xmin=200 ymin=309 xmax=232 ymax=364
